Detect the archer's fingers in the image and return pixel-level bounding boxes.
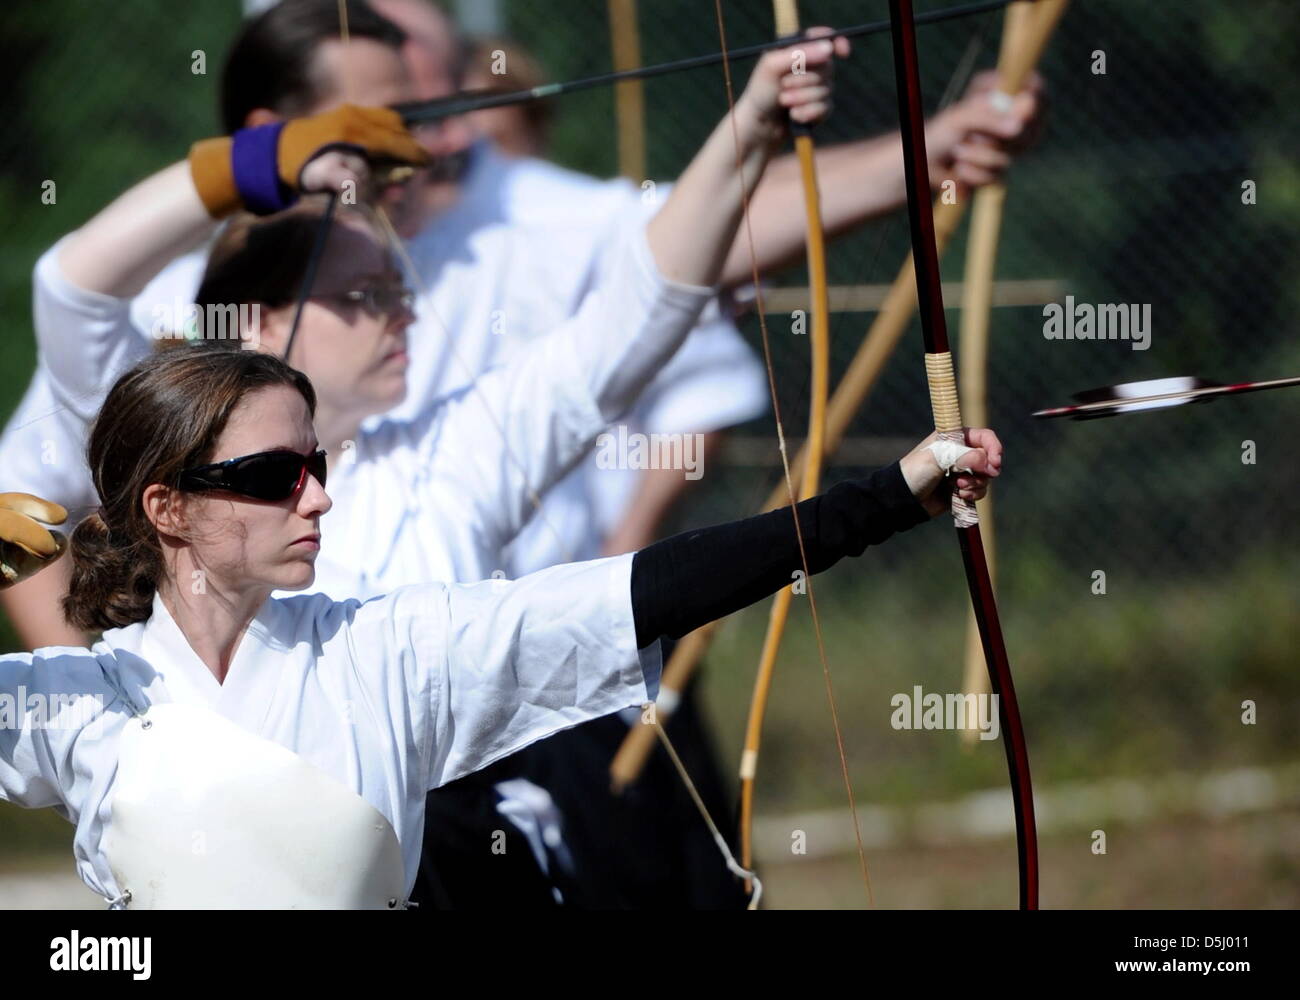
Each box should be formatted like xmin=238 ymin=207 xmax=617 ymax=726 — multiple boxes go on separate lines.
xmin=299 ymin=150 xmax=371 ymax=197
xmin=963 ymin=69 xmax=1000 ymax=96
xmin=780 ymin=68 xmax=832 ymax=89
xmin=951 ymin=447 xmax=993 ymax=478
xmin=802 ymin=26 xmax=851 ymax=60
xmin=951 ymin=141 xmax=1013 ymax=187
xmin=768 ymin=35 xmax=840 ymax=83
xmin=1016 ymin=70 xmax=1045 ymax=96
xmin=780 ymin=80 xmax=833 ymax=123
xmin=0 ymin=532 xmax=67 ymax=590
xmin=955 ymin=165 xmax=1001 ymax=188
xmin=964 ymin=427 xmax=1004 ymax=471
xmin=956 ymin=477 xmax=990 ymax=502
xmin=0 ymin=492 xmax=68 ymax=527
xmin=954 ymin=141 xmax=1013 ymax=173
xmin=788 ymin=97 xmax=833 ymax=125
xmin=0 ymin=509 xmax=61 ymax=557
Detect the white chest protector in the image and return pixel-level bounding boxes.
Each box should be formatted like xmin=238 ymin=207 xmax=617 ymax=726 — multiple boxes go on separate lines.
xmin=105 ymin=703 xmax=407 ymax=909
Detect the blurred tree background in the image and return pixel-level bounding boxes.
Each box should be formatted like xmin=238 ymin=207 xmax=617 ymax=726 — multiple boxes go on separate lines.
xmin=1 ymin=0 xmax=1297 ymax=908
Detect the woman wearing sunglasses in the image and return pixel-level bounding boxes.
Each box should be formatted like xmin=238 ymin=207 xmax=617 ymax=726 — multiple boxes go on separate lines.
xmin=0 ymin=339 xmax=1001 ymax=907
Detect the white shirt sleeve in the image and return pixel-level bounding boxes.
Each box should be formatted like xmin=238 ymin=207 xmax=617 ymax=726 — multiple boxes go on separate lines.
xmin=412 ymin=222 xmax=715 ymax=555
xmin=0 ymin=372 xmax=101 ymax=519
xmin=598 ymin=189 xmax=769 ymax=436
xmin=335 ymin=552 xmax=659 ymax=791
xmin=2 ymin=246 xmax=202 ymax=520
xmin=0 ymin=649 xmax=118 ymax=817
xmin=33 ymin=239 xmax=151 ymax=421
xmin=630 ymin=297 xmax=769 ymax=435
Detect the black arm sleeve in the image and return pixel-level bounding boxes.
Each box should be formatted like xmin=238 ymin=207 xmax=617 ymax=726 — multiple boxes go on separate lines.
xmin=631 ymin=461 xmax=930 ymax=648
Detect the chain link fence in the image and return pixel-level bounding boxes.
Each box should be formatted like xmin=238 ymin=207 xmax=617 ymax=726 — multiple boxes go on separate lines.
xmin=1 ymin=0 xmax=1297 ymax=907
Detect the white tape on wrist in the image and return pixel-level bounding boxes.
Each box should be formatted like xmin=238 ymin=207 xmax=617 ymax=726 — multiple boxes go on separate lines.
xmin=926 ymin=439 xmax=972 ymax=475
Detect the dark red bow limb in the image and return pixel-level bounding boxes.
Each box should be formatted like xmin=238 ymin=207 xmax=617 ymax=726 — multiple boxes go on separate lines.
xmin=887 ymin=0 xmax=1039 ymax=910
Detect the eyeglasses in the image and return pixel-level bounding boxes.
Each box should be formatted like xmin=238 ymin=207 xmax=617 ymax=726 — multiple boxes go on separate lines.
xmin=313 ymin=285 xmax=415 ymax=318
xmin=178 ymin=449 xmax=328 ymax=502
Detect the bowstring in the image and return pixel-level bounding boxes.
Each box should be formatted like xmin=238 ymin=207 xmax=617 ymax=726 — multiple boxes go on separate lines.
xmin=708 ymin=0 xmax=875 ymax=904
xmin=285 ymin=0 xmax=353 ymax=366
xmin=654 ymin=723 xmax=763 ymax=908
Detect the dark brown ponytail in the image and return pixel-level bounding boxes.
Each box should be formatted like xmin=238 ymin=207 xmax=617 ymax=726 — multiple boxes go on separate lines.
xmin=63 ymin=345 xmax=316 ymax=631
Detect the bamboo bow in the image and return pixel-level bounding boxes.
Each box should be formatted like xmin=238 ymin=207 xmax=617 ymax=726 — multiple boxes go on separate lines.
xmin=957 ymin=0 xmax=1069 ymax=741
xmin=733 ymin=0 xmax=857 ymax=898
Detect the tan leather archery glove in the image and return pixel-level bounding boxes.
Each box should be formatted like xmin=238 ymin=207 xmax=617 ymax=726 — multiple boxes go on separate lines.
xmin=188 ymin=105 xmax=429 ymax=218
xmin=0 ymin=492 xmax=68 ymax=589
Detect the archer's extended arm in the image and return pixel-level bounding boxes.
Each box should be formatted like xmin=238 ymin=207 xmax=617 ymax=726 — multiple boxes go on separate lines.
xmin=630 ymin=428 xmax=1002 ymax=645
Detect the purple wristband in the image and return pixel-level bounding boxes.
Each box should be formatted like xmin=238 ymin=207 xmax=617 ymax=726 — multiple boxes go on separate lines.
xmin=231 ymin=122 xmax=295 ymax=215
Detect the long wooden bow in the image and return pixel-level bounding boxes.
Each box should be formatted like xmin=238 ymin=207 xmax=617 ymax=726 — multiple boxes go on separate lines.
xmin=887 ymin=0 xmax=1038 ymax=909
xmin=957 ymin=0 xmax=1069 ymax=740
xmin=733 ymin=0 xmax=862 ymax=898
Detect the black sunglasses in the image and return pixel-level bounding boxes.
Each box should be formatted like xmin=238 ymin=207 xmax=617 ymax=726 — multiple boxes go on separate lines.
xmin=178 ymin=449 xmax=328 ymax=502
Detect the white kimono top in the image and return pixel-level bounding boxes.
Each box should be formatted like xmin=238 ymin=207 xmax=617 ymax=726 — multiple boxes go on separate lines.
xmin=0 ymin=555 xmax=659 ymax=905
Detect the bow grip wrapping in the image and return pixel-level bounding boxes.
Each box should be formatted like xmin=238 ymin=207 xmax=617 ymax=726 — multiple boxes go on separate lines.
xmin=924 ymin=351 xmax=979 ymax=527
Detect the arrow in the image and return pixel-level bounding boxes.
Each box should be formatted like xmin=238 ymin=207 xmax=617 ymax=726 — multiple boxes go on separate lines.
xmin=392 ymin=0 xmax=1040 ymax=125
xmin=1033 ymin=374 xmax=1300 ymax=420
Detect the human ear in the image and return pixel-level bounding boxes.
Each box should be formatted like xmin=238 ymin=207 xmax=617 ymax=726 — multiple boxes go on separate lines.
xmin=142 ymin=484 xmax=190 ymax=538
xmin=247 ymin=303 xmax=293 ymax=356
